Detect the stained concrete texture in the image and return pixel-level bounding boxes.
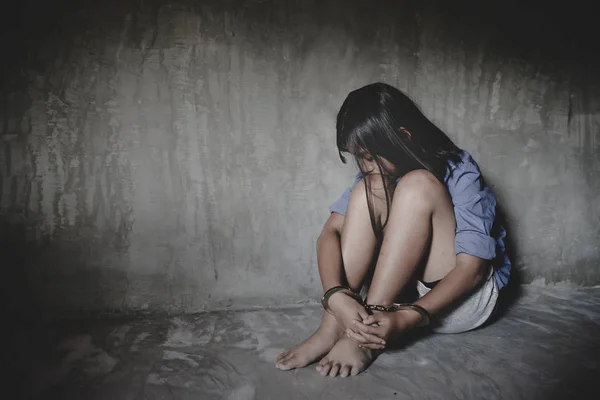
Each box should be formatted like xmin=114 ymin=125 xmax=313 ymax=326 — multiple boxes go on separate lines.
xmin=1 ymin=0 xmax=600 ymax=314
xmin=7 ymin=286 xmax=599 ymax=399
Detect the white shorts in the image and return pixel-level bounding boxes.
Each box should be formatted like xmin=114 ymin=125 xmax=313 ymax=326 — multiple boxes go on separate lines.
xmin=418 ymin=266 xmax=499 ymax=334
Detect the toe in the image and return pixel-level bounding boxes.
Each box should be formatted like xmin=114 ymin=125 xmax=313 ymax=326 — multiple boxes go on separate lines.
xmin=329 ymin=363 xmax=341 ymax=377
xmin=351 ymin=365 xmax=360 ymax=376
xmin=276 ymin=353 xmax=287 ymax=365
xmin=340 ymin=365 xmax=351 ymax=378
xmin=277 ymin=354 xmax=295 ymax=370
xmin=277 ymin=350 xmax=289 ymax=363
xmin=316 ymin=357 xmax=328 ymax=372
xmin=319 ymin=361 xmax=332 ymax=376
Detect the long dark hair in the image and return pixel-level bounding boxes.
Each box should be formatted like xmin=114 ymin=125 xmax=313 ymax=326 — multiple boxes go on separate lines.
xmin=336 ymin=82 xmax=463 ymax=240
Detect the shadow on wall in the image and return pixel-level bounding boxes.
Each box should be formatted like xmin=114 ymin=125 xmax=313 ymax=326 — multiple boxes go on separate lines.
xmin=0 ymin=213 xmax=32 ymax=320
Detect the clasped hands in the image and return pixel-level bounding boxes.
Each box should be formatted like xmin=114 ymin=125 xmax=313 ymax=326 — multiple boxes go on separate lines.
xmin=327 ymin=291 xmax=420 ymax=349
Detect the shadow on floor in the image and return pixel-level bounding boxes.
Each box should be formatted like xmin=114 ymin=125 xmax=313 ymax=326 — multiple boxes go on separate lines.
xmin=4 ymin=286 xmax=600 ymax=399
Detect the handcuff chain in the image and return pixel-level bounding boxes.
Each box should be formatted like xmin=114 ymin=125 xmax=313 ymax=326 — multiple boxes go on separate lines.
xmin=365 ymin=304 xmax=395 ymax=312
xmin=322 ymin=288 xmax=431 ymax=327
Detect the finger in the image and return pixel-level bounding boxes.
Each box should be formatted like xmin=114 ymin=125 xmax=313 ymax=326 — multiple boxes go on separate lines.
xmin=354 ymin=323 xmax=386 ymax=343
xmin=354 ymin=329 xmax=386 ymax=345
xmin=360 ymin=343 xmax=385 ymax=350
xmin=329 ymin=363 xmax=341 ymax=377
xmin=346 ymin=329 xmax=369 ymax=344
xmin=351 ymin=329 xmax=386 ymax=347
xmin=354 ymin=320 xmax=380 ymax=335
xmin=357 ymin=307 xmax=370 ymax=321
xmin=362 ymin=315 xmax=377 ymax=325
xmin=340 ymin=365 xmax=351 ymax=378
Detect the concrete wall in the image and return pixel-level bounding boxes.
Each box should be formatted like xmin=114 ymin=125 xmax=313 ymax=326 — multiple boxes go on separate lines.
xmin=1 ymin=0 xmax=599 ymax=314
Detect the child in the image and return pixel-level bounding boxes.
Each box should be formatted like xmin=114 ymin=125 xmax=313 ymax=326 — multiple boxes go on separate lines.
xmin=276 ymin=83 xmax=511 ymax=377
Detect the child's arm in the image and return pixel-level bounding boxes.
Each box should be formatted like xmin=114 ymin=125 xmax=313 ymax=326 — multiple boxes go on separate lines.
xmin=352 ymin=253 xmax=489 ymax=340
xmin=317 ymin=213 xmax=346 ymax=291
xmin=410 ymin=253 xmax=488 ymax=321
xmin=317 ymin=212 xmax=374 ymax=334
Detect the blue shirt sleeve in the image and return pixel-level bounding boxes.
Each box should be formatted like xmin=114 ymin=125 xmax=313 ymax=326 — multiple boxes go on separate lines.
xmin=447 ymin=158 xmax=497 ymax=260
xmin=329 ymin=173 xmax=363 ymax=216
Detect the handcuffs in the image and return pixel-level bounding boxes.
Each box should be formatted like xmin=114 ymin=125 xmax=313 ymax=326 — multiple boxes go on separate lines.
xmin=321 ymin=285 xmax=431 ymax=328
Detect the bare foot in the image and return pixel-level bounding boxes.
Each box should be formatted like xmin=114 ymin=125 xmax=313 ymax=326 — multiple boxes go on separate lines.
xmin=316 ymin=335 xmax=380 ymax=377
xmin=276 ymin=313 xmax=343 ymax=371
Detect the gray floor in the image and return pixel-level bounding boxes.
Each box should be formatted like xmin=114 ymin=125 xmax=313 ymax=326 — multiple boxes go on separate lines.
xmin=9 ymin=286 xmax=600 ymax=399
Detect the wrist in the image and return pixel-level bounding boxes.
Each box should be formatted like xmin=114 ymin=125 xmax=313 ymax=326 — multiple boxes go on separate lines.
xmin=322 ymin=282 xmax=344 ymax=292
xmin=327 ymin=290 xmax=346 ymax=309
xmin=321 ymin=285 xmax=362 ymax=314
xmin=396 ymin=308 xmax=425 ymax=328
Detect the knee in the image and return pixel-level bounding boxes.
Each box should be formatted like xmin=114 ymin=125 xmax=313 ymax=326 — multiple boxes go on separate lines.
xmin=393 ymin=169 xmax=446 ymax=209
xmin=348 ymin=178 xmax=368 ymax=207
xmin=348 ymin=175 xmax=388 ymax=214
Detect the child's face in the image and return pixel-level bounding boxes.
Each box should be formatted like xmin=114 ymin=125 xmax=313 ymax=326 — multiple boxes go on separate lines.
xmin=357 ymin=152 xmax=398 ymax=177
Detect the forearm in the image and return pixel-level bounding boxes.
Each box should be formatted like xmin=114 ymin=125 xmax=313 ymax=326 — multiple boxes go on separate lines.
xmin=316 ymin=228 xmax=345 ymax=291
xmin=413 ymin=254 xmax=488 ymax=317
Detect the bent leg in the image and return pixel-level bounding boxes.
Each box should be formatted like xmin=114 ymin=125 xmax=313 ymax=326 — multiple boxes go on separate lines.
xmin=368 ymin=173 xmax=498 ymax=333
xmin=320 ymin=170 xmax=457 ymax=377
xmin=340 ymin=175 xmax=388 ymax=291
xmin=317 ymin=175 xmax=393 ymax=377
xmin=366 ymin=169 xmax=456 ymax=306
xmin=276 ymin=177 xmax=384 ymax=371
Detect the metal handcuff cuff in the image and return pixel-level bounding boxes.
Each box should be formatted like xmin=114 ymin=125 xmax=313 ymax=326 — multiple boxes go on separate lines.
xmin=320 ymin=285 xmax=431 ymax=328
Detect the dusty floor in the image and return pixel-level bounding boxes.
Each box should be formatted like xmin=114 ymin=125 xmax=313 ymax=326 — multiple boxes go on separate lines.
xmin=7 ymin=286 xmax=600 ymax=399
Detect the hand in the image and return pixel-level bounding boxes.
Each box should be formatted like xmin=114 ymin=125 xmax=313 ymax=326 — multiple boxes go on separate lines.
xmin=327 ymin=291 xmax=370 ymax=332
xmin=346 ymin=309 xmax=420 ymax=349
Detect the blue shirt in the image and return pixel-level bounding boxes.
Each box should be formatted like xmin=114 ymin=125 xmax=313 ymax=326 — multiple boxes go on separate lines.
xmin=329 ymin=151 xmax=511 ymax=290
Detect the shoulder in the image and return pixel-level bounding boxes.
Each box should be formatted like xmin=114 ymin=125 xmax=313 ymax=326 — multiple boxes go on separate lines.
xmin=399 ymin=169 xmax=440 ymax=186
xmin=394 ymin=169 xmax=446 ymax=200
